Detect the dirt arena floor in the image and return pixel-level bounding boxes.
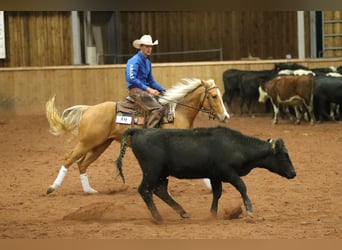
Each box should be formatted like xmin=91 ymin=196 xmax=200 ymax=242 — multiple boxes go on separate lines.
xmin=0 ymin=111 xmax=341 ymax=239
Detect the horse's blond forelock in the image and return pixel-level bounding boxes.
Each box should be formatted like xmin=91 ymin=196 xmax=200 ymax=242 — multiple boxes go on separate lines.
xmin=159 ymin=78 xmax=203 ymax=105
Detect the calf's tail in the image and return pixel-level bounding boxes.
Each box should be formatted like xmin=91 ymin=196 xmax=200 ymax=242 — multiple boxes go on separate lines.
xmin=115 ymin=128 xmax=141 ymax=184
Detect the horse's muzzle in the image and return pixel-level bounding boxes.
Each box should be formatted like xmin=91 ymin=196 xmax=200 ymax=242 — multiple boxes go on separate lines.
xmin=217 ymin=112 xmax=230 ymax=122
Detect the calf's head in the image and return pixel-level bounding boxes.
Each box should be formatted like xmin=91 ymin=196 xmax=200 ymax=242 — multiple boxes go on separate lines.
xmin=265 ymin=138 xmax=296 ymax=179
xmin=258 ymin=85 xmax=269 ymax=103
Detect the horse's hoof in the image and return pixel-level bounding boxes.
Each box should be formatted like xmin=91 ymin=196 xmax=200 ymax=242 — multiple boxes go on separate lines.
xmin=46 ymin=186 xmax=55 ymax=195
xmin=84 ymin=189 xmax=98 ymax=194
xmin=180 ymin=211 xmax=190 ymax=218
xmin=152 ymin=215 xmax=164 ymax=224
xmin=152 ymin=219 xmax=163 ymax=225
xmin=247 ymin=211 xmax=254 ymax=218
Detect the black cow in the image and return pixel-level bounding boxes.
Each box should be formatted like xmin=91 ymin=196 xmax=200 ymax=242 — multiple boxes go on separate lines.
xmin=274 ymin=62 xmax=309 ymax=71
xmin=222 ymin=69 xmax=245 ymax=114
xmin=337 ymin=65 xmax=342 ymax=74
xmin=314 ymin=76 xmax=342 ymax=121
xmin=311 ymin=66 xmax=337 ymax=76
xmin=115 ymin=126 xmax=296 ymax=223
xmin=222 ymin=69 xmax=276 ymax=116
xmin=239 ymin=69 xmax=278 ymax=116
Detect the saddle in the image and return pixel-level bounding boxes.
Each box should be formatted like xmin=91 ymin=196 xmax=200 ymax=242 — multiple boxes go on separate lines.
xmin=115 ymin=96 xmax=175 ymax=126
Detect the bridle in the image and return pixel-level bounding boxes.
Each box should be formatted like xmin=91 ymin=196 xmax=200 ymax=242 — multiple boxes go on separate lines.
xmin=158 ymin=84 xmax=219 ymax=120
xmin=198 ymin=85 xmax=219 ymax=120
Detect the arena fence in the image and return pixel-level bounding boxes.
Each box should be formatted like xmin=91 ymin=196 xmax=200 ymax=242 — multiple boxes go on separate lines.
xmin=0 ymin=58 xmax=341 ymax=115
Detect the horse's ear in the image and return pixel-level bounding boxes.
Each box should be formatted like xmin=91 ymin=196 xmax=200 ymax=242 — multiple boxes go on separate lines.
xmin=201 ymin=79 xmax=209 ymax=88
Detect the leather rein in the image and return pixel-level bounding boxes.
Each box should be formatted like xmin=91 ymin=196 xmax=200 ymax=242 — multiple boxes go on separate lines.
xmin=158 ymin=85 xmax=219 ymax=120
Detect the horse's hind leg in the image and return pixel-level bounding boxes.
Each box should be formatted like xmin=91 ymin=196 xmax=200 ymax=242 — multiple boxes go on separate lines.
xmin=47 ymin=142 xmax=90 ymax=194
xmin=77 ymin=139 xmax=113 ymax=194
xmin=153 ymin=178 xmax=189 ymax=219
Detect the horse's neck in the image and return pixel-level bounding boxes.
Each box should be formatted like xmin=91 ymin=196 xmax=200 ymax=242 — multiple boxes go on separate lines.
xmin=173 ymin=88 xmax=203 ymax=128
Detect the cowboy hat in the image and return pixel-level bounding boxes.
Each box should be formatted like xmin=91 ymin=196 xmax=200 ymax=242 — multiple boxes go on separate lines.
xmin=133 ymin=35 xmax=158 ymax=49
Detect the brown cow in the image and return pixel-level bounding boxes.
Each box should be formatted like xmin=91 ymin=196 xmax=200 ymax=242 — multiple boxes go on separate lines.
xmin=258 ymin=75 xmax=315 ymax=125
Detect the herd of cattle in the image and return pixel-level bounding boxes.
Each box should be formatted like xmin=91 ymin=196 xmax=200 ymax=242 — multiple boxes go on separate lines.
xmin=222 ymin=62 xmax=342 ymax=124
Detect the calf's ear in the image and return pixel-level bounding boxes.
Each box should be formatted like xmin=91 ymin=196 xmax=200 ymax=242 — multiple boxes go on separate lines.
xmin=267 ymin=138 xmax=276 ymax=153
xmin=274 ymin=139 xmax=285 ymax=152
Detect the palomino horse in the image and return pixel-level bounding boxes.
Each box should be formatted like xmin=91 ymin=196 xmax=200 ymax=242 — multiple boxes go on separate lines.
xmin=45 ymin=78 xmax=229 ymax=194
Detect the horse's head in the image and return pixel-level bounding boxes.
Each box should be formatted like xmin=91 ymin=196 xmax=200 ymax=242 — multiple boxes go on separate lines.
xmin=200 ymin=79 xmax=230 ymax=122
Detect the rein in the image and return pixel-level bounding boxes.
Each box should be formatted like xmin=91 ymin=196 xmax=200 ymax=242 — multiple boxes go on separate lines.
xmin=157 ymin=85 xmax=218 ymax=120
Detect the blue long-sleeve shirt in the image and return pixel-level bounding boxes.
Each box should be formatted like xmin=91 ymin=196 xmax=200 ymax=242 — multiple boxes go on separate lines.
xmin=125 ymin=51 xmax=165 ymax=92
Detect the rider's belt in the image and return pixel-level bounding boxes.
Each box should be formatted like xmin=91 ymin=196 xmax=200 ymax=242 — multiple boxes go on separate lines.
xmin=128 ymin=88 xmax=144 ymax=94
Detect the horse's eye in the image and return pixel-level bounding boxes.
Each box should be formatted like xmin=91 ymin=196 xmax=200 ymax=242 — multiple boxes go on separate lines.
xmin=211 ymin=95 xmax=217 ymax=99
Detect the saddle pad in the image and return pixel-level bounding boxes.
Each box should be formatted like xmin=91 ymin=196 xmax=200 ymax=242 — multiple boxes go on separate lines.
xmin=115 ymin=100 xmax=175 ymax=125
xmin=115 ymin=112 xmax=133 ymax=124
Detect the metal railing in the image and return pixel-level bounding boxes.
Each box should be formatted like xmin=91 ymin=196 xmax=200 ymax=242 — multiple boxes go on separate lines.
xmin=98 ymin=48 xmax=223 ymax=64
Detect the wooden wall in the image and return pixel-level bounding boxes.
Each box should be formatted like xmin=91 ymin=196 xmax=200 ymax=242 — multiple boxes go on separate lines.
xmin=0 ymin=11 xmax=72 ymax=67
xmin=121 ymin=11 xmax=308 ymax=62
xmin=323 ymin=11 xmax=342 ymax=57
xmin=0 ymin=11 xmax=313 ymax=67
xmin=1 ymin=58 xmax=341 ymax=115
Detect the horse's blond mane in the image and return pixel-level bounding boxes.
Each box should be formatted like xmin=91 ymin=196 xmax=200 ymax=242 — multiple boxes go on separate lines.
xmin=158 ymin=78 xmax=204 ymax=105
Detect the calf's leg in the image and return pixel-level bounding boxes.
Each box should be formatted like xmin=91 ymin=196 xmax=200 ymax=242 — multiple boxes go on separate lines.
xmin=293 ymin=105 xmax=302 ymax=124
xmin=271 ymin=103 xmax=279 ymax=124
xmin=138 ymin=179 xmax=163 ymax=223
xmin=210 ymin=180 xmax=222 ymax=217
xmin=247 ymin=99 xmax=255 ymax=117
xmin=153 ymin=178 xmax=189 ymax=219
xmin=238 ymin=95 xmax=245 ymax=116
xmin=229 ymin=176 xmax=253 ymax=217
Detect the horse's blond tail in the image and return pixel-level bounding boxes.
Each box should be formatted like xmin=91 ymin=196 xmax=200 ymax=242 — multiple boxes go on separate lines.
xmin=45 ymin=95 xmax=89 ymax=138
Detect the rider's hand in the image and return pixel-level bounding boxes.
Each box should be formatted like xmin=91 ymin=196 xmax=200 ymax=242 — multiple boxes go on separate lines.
xmin=147 ymin=87 xmax=159 ymax=96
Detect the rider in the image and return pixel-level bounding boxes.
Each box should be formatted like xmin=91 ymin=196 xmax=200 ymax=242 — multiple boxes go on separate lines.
xmin=125 ymin=34 xmax=166 ymax=128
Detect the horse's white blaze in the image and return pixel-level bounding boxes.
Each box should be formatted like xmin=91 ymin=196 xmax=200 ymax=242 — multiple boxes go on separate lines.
xmin=216 ymin=87 xmax=230 ymax=119
xmin=204 ymin=79 xmax=229 ymax=120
